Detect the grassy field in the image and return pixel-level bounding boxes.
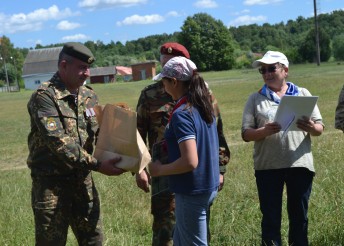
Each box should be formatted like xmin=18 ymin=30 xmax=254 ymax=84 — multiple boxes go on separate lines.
xmin=0 ymin=62 xmax=344 ymax=245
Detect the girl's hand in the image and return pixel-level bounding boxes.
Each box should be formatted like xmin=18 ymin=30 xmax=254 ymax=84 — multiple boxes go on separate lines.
xmin=148 ymin=160 xmax=162 ymax=177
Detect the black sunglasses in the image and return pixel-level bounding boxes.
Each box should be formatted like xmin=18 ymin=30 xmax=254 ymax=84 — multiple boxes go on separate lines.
xmin=258 ymin=65 xmax=278 ymax=74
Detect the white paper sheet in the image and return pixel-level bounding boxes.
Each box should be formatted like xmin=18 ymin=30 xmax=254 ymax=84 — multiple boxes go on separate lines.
xmin=274 ymin=96 xmax=319 ymax=133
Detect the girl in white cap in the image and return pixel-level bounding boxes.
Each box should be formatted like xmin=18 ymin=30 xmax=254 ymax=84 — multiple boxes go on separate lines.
xmin=149 ymin=56 xmax=219 ymax=246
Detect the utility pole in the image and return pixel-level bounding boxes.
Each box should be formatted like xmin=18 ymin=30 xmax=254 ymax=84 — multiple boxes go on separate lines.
xmin=10 ymin=56 xmax=20 ymax=91
xmin=314 ymin=0 xmax=321 ymax=66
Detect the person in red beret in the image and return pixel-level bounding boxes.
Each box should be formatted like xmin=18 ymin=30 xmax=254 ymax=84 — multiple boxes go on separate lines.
xmin=159 ymin=42 xmax=190 ymax=64
xmin=135 ymin=42 xmax=230 ymax=245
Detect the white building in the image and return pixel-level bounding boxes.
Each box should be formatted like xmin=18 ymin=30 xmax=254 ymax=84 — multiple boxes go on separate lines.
xmin=22 ymin=47 xmax=62 ymax=90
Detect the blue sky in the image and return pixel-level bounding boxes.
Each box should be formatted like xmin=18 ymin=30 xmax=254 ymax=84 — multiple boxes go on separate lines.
xmin=0 ymin=0 xmax=343 ymax=49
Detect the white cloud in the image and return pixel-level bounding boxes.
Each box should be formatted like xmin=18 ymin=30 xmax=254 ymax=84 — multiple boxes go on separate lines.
xmin=4 ymin=22 xmax=43 ymax=34
xmin=232 ymin=9 xmax=250 ymax=16
xmin=62 ymin=33 xmax=90 ymax=41
xmin=0 ymin=5 xmax=79 ymax=34
xmin=244 ymin=0 xmax=282 ymax=6
xmin=194 ymin=0 xmax=218 ymax=8
xmin=57 ymin=20 xmax=81 ymax=30
xmin=11 ymin=5 xmax=75 ymax=23
xmin=78 ymin=0 xmax=147 ymax=9
xmin=78 ymin=0 xmax=100 ymax=7
xmin=228 ymin=15 xmax=267 ymax=26
xmin=116 ymin=14 xmax=164 ymax=26
xmin=167 ymin=11 xmax=180 ymax=17
xmin=35 ymin=39 xmax=42 ymax=45
xmin=24 ymin=38 xmax=43 ymax=47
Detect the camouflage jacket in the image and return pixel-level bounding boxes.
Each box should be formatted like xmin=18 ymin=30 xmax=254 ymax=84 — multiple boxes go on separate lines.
xmin=335 ymin=85 xmax=344 ymax=132
xmin=136 ymin=81 xmax=230 ymax=173
xmin=27 ymin=73 xmax=100 ymax=177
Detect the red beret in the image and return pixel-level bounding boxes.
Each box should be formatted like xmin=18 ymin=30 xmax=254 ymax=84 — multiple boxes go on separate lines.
xmin=160 ymin=42 xmax=190 ymax=59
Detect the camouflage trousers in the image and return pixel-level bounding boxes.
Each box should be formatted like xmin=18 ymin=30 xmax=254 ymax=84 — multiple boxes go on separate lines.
xmin=151 ymin=176 xmax=175 ymax=246
xmin=31 ymin=172 xmax=103 ymax=246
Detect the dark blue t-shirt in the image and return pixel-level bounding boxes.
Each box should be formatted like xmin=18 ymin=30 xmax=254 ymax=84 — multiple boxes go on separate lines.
xmin=164 ymin=103 xmax=219 ymax=195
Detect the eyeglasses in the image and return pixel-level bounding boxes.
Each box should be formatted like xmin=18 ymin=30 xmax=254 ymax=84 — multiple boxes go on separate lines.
xmin=258 ymin=65 xmax=278 ymax=75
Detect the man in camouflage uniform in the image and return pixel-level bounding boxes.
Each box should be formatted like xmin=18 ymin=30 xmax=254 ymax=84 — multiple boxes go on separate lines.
xmin=335 ymin=86 xmax=344 ymax=131
xmin=27 ymin=42 xmax=126 ymax=246
xmin=135 ymin=42 xmax=230 ymax=245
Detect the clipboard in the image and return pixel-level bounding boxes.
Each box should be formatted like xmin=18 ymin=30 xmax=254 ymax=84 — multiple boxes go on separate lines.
xmin=274 ymin=95 xmax=318 ymax=132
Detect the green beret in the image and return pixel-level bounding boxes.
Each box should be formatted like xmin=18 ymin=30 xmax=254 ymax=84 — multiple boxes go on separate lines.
xmin=62 ymin=42 xmax=95 ymax=64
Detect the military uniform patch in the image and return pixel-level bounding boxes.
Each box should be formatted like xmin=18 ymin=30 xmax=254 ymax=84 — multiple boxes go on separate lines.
xmin=46 ymin=118 xmax=57 ymax=131
xmin=85 ymin=108 xmax=96 ymax=117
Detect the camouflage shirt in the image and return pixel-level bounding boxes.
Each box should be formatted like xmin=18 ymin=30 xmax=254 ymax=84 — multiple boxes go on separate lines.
xmin=27 ymin=72 xmax=100 ymax=177
xmin=136 ymin=81 xmax=230 ymax=173
xmin=335 ymin=85 xmax=344 ymax=132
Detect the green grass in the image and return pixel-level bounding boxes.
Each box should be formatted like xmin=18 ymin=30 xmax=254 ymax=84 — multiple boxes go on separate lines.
xmin=1 ymin=62 xmax=344 ymax=245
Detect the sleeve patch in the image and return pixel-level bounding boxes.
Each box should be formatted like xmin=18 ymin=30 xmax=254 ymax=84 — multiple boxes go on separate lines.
xmin=46 ymin=118 xmax=58 ymax=131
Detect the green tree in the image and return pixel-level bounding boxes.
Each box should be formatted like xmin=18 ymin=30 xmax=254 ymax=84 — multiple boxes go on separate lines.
xmin=84 ymin=41 xmax=97 ymax=56
xmin=125 ymin=42 xmax=136 ymax=55
xmin=178 ymin=13 xmax=235 ymax=71
xmin=299 ymin=28 xmax=331 ymax=63
xmin=332 ymin=34 xmax=344 ymax=61
xmin=0 ymin=36 xmax=24 ymax=88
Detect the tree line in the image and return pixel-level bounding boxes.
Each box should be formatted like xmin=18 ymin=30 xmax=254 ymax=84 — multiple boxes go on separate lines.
xmin=1 ymin=10 xmax=344 ymax=87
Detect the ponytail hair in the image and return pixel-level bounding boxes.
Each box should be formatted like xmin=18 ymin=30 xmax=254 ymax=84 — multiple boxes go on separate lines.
xmin=185 ymin=70 xmax=214 ymax=124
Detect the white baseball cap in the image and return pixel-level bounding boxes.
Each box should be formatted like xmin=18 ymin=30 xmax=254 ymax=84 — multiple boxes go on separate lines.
xmin=154 ymin=56 xmax=197 ymax=82
xmin=252 ymin=51 xmax=289 ymax=68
